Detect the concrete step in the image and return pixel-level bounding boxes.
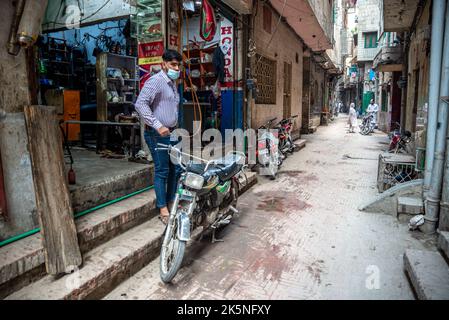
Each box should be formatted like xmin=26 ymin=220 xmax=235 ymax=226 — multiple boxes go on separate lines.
xmin=397 ymin=196 xmax=423 ymax=221
xmin=69 ymin=161 xmax=153 ymax=214
xmin=403 ymin=249 xmax=449 ymax=300
xmin=5 ymin=172 xmax=258 ymax=300
xmin=438 ymin=231 xmax=449 ymax=260
xmin=308 ymin=126 xmax=318 ymax=134
xmin=0 ymin=190 xmax=157 ymax=299
xmin=5 ymin=217 xmax=164 ymax=300
xmin=294 ymin=139 xmax=306 ymax=151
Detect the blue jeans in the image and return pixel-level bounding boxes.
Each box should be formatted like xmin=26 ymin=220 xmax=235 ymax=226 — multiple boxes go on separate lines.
xmin=144 ymin=128 xmax=182 ymax=209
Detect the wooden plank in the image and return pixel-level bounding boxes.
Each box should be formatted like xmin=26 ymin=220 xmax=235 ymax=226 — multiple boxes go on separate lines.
xmin=24 ymin=105 xmax=82 ymax=275
xmin=0 ymin=147 xmax=7 ymax=219
xmin=96 ymin=52 xmax=108 ymax=122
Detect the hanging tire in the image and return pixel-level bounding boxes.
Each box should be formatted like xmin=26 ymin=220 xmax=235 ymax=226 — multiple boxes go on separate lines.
xmin=160 ymin=218 xmax=186 ymax=283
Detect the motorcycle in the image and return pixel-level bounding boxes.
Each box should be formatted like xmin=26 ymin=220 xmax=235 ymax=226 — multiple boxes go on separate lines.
xmin=256 ymin=117 xmax=283 ymax=179
xmin=156 ymin=143 xmax=246 ymax=283
xmin=388 ymin=122 xmax=412 ymax=154
xmin=360 ymin=112 xmax=376 ymax=135
xmin=275 ymin=115 xmax=299 ymax=157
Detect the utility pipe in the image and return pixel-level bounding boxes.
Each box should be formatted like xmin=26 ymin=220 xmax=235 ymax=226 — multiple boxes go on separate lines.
xmin=439 ymin=97 xmax=449 ymax=231
xmin=422 ymin=2 xmax=449 ymax=234
xmin=423 ymin=0 xmax=447 ymax=197
xmin=7 ymin=0 xmax=26 ymax=55
xmin=0 ymin=185 xmax=154 ymax=248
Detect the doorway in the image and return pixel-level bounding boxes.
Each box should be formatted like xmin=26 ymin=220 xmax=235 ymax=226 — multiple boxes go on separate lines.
xmin=283 ymin=62 xmax=292 ymax=119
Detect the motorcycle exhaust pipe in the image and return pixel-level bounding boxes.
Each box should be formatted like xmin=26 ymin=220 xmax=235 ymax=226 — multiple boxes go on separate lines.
xmin=229 ymin=206 xmax=239 ymax=214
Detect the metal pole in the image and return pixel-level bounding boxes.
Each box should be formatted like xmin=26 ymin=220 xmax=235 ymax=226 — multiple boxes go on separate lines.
xmin=422 ymin=3 xmax=449 ymax=234
xmin=423 ymin=0 xmax=446 ymax=197
xmin=400 ymin=32 xmax=408 ymax=133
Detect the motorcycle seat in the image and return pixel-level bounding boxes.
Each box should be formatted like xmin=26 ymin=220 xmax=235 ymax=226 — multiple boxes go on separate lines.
xmin=186 ymin=154 xmax=244 ymax=181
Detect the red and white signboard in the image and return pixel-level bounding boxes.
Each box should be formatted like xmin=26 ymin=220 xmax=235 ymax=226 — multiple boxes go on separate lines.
xmin=138 ymin=40 xmax=164 ymax=90
xmin=220 ymin=19 xmax=234 ymax=87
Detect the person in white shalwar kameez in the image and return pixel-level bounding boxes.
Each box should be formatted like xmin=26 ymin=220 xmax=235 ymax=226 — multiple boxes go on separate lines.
xmin=348 ymin=103 xmax=358 ymax=133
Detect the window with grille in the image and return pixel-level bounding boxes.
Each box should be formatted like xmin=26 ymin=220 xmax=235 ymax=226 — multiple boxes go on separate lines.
xmin=254 ymin=54 xmax=277 ymax=104
xmin=364 ymin=32 xmax=378 ymax=48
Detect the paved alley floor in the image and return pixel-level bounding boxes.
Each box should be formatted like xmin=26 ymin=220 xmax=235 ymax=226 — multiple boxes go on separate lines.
xmin=104 ymin=115 xmax=436 ymax=300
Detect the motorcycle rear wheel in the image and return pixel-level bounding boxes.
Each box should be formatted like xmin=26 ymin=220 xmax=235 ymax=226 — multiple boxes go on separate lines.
xmin=160 ymin=217 xmax=186 ymax=283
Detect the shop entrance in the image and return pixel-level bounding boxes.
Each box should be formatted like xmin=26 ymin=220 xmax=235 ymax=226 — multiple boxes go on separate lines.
xmin=178 ymin=1 xmax=242 ymax=140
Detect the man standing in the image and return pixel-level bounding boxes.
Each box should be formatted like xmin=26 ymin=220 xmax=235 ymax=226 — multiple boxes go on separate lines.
xmin=366 ymin=98 xmax=379 ymax=128
xmin=135 ymin=49 xmax=183 ymax=224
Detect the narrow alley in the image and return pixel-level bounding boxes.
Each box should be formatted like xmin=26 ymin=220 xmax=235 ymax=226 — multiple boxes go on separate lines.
xmin=104 ymin=116 xmax=435 ymax=300
xmin=2 ymin=0 xmax=449 ymax=304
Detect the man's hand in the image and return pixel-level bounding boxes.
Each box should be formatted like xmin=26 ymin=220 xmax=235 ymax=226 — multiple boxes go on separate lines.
xmin=158 ymin=126 xmax=170 ymax=137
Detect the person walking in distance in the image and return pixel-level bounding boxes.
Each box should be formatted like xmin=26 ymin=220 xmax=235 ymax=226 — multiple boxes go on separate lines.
xmin=135 ymin=49 xmax=183 ymax=224
xmin=348 ymin=102 xmax=358 ymax=133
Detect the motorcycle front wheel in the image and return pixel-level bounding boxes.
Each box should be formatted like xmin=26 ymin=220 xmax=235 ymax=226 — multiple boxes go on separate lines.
xmin=360 ymin=125 xmax=370 ymax=135
xmin=160 ymin=216 xmax=186 ymax=283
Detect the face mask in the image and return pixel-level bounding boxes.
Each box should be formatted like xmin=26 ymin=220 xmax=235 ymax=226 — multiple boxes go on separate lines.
xmin=166 ymin=68 xmax=180 ymax=80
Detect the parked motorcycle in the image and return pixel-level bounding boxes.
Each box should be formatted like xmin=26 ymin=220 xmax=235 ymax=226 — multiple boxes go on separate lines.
xmin=156 ymin=143 xmax=246 ymax=283
xmin=360 ymin=113 xmax=376 ymax=135
xmin=388 ymin=122 xmax=412 ymax=154
xmin=256 ymin=117 xmax=283 ymax=179
xmin=275 ymin=114 xmax=299 ymax=157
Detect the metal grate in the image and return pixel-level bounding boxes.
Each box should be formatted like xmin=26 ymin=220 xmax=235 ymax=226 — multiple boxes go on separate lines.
xmin=254 ymin=54 xmax=277 ymax=104
xmin=377 ymin=153 xmax=421 ymax=192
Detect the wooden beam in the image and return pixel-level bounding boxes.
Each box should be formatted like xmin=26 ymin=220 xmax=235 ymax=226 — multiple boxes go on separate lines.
xmin=377 ymin=64 xmax=403 ymax=72
xmin=24 ymin=105 xmax=82 ymax=275
xmin=0 ymin=147 xmax=7 ymax=219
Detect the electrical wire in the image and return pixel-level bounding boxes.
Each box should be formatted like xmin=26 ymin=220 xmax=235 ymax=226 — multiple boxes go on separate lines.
xmin=44 ymin=0 xmax=111 ymax=28
xmin=256 ymin=0 xmax=288 ymax=65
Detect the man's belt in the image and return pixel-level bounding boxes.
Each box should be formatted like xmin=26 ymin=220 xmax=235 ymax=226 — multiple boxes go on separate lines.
xmin=145 ymin=124 xmax=177 ymax=132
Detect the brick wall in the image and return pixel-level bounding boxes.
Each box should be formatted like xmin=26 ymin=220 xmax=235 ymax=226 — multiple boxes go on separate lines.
xmin=251 ymin=1 xmax=304 ymax=131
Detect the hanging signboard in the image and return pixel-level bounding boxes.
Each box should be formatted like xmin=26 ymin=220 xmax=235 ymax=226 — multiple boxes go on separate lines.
xmin=138 ymin=41 xmax=164 ymax=89
xmin=220 ymin=18 xmax=234 ymax=88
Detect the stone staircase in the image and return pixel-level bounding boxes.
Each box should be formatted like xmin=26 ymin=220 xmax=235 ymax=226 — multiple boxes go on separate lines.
xmin=404 ymin=231 xmax=449 ymax=300
xmin=1 ymin=170 xmax=257 ymax=300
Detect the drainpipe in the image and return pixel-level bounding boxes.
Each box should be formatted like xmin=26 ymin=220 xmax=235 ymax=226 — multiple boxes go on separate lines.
xmin=422 ymin=2 xmax=449 ymax=234
xmin=7 ymin=0 xmax=26 ymax=55
xmin=441 ymin=106 xmax=449 ymax=231
xmin=423 ymin=0 xmax=446 ymax=197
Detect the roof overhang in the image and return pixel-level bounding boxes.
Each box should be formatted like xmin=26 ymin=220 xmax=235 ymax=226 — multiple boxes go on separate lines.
xmin=221 ymin=0 xmax=252 ymax=14
xmin=269 ymin=0 xmax=332 ymax=52
xmin=382 ymin=0 xmax=420 ymax=32
xmin=376 ymin=64 xmax=403 ymax=72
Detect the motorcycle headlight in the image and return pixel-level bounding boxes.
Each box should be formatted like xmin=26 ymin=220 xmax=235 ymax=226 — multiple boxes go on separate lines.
xmin=184 ymin=173 xmax=204 ymax=190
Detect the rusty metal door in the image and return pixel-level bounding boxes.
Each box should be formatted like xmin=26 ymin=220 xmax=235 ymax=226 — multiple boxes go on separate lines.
xmin=283 ymin=62 xmax=292 ymax=119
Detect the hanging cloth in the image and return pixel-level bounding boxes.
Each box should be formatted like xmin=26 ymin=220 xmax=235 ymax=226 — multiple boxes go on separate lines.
xmin=200 ymin=0 xmax=217 ymax=41
xmin=212 ymin=46 xmax=225 ymax=83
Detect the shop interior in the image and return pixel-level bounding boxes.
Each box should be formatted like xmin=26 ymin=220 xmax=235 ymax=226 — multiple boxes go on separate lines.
xmin=30 ymin=0 xmax=241 ymax=193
